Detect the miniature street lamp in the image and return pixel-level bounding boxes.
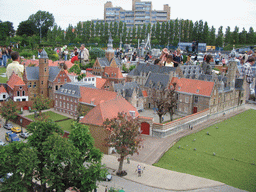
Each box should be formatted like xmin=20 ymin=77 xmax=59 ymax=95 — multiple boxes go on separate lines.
xmin=20 ymin=118 xmax=23 ymax=133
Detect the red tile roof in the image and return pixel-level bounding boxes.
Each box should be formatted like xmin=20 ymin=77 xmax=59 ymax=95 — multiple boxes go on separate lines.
xmin=79 ymin=87 xmax=117 ymax=106
xmin=170 ymin=77 xmax=214 ymax=97
xmin=7 ymin=72 xmax=25 ymax=89
xmin=96 ymin=78 xmax=107 ymax=89
xmin=80 ymin=96 xmax=139 ymax=126
xmin=103 ymin=66 xmax=124 ymax=79
xmin=0 ymin=85 xmax=7 ymax=93
xmin=142 ymin=90 xmax=148 ymax=97
xmin=86 ymin=71 xmax=96 ymax=78
xmin=7 ymin=72 xmax=26 ymax=89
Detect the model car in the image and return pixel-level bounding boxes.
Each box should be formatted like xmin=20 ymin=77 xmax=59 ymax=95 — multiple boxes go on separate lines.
xmin=19 ymin=132 xmax=30 ymax=139
xmin=5 ymin=132 xmax=20 ymax=142
xmin=4 ymin=123 xmax=13 ymax=130
xmin=11 ymin=127 xmax=21 ymax=133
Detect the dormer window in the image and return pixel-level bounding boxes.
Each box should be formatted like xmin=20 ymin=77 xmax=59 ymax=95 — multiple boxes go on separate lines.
xmin=68 ymin=90 xmax=71 ymax=94
xmin=72 ymin=90 xmax=75 ymax=94
xmin=64 ymin=89 xmax=67 ymax=93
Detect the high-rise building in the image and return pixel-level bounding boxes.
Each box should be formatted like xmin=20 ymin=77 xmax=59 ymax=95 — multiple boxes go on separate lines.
xmin=104 ymin=0 xmax=171 ymax=28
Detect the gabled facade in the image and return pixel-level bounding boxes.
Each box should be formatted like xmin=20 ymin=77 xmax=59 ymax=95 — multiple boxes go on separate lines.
xmin=114 ymin=82 xmax=145 ymax=111
xmin=7 ymin=73 xmax=28 ymax=102
xmin=0 ymin=84 xmax=9 ymax=101
xmin=102 ymin=66 xmax=125 ymax=84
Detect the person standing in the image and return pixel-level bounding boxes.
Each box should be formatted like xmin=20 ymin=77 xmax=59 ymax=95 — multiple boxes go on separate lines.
xmin=6 ymin=51 xmax=24 ymax=79
xmin=241 ymin=56 xmax=255 ymax=101
xmin=173 ymin=48 xmax=183 ymax=66
xmin=80 ymin=44 xmax=89 ymax=65
xmin=71 ymin=52 xmax=79 ymax=63
xmin=2 ymin=46 xmax=8 ymax=67
xmin=144 ymin=52 xmax=150 ymax=62
xmin=201 ymin=55 xmax=213 ymax=75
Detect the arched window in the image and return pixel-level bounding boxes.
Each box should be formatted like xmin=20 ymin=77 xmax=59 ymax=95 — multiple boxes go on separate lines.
xmin=22 ymin=91 xmax=25 ymax=96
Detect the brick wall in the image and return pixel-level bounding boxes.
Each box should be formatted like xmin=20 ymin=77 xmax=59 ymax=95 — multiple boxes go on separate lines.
xmin=12 ymin=114 xmax=33 ymax=128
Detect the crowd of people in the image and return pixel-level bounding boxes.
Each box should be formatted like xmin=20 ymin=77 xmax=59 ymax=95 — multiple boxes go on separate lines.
xmin=0 ymin=45 xmax=13 ymax=67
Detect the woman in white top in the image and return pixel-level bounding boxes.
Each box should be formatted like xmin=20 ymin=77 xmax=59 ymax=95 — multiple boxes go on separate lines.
xmin=164 ymin=54 xmax=174 ymax=67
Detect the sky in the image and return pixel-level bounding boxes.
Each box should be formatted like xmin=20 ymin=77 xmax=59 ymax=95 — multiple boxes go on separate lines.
xmin=1 ymin=0 xmax=256 ymax=33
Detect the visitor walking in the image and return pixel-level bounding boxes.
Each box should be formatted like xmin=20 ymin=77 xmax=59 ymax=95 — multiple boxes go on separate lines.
xmin=80 ymin=44 xmax=90 ymax=65
xmin=2 ymin=46 xmax=8 ymax=67
xmin=241 ymin=56 xmax=255 ymax=101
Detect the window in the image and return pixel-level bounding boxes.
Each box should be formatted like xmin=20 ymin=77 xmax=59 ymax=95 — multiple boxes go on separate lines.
xmin=184 ymin=107 xmax=188 ymax=112
xmin=88 ymin=78 xmax=91 ymax=81
xmin=67 ymin=103 xmax=69 ymax=109
xmin=194 ymin=96 xmax=198 ymax=103
xmin=28 ymin=83 xmax=31 ymax=88
xmin=55 ymin=100 xmax=58 ymax=106
xmin=55 ymin=85 xmax=58 ymax=90
xmin=3 ymin=95 xmax=6 ymax=98
xmin=63 ymin=96 xmax=65 ymax=100
xmin=71 ymin=104 xmax=73 ymax=110
xmin=60 ymin=101 xmax=62 ymax=107
xmin=60 ymin=96 xmax=62 ymax=99
xmin=67 ymin=97 xmax=69 ymax=101
xmin=58 ymin=78 xmax=60 ymax=83
xmin=92 ymin=78 xmax=95 ymax=81
xmin=63 ymin=102 xmax=66 ymax=108
xmin=34 ymin=94 xmax=36 ymax=97
xmin=17 ymin=91 xmax=20 ymax=96
xmin=33 ymin=82 xmax=36 ymax=88
xmin=22 ymin=91 xmax=25 ymax=96
xmin=56 ymin=95 xmax=58 ymax=98
xmin=65 ymin=78 xmax=67 ymax=83
xmin=71 ymin=98 xmax=73 ymax=102
xmin=44 ymin=59 xmax=47 ymax=63
xmin=185 ymin=97 xmax=189 ymax=103
xmin=44 ymin=67 xmax=47 ymax=72
xmin=41 ymin=81 xmax=43 ymax=85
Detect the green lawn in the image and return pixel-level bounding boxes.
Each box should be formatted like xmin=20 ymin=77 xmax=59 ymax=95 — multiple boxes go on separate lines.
xmin=0 ymin=67 xmax=7 ymax=83
xmin=26 ymin=111 xmax=68 ymax=121
xmin=26 ymin=111 xmax=75 ymax=132
xmin=154 ymin=109 xmax=256 ymax=192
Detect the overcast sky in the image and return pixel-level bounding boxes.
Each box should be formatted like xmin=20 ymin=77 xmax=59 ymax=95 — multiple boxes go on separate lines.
xmin=1 ymin=0 xmax=256 ymax=33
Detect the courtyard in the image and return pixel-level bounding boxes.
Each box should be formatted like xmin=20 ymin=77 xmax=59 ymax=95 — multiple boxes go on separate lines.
xmin=153 ymin=109 xmax=256 ymax=192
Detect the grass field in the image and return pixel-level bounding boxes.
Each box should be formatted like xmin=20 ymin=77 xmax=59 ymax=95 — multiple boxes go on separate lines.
xmin=154 ymin=109 xmax=256 ymax=192
xmin=0 ymin=67 xmax=7 ymax=83
xmin=26 ymin=111 xmax=74 ymax=132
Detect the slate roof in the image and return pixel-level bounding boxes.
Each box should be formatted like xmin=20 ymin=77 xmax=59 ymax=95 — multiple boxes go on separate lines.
xmin=98 ymin=57 xmax=110 ymax=67
xmin=171 ymin=77 xmax=215 ymax=97
xmin=80 ymin=96 xmax=139 ymax=126
xmin=235 ymin=79 xmax=244 ymax=90
xmin=40 ymin=49 xmax=48 ymax=59
xmin=128 ymin=63 xmax=176 ymax=76
xmin=114 ymin=82 xmax=143 ymax=98
xmin=144 ymin=73 xmax=170 ymax=90
xmin=79 ymin=86 xmax=117 ymax=106
xmin=25 ymin=66 xmax=61 ymax=82
xmin=7 ymin=73 xmax=25 ymax=89
xmin=112 ymin=57 xmax=122 ymax=66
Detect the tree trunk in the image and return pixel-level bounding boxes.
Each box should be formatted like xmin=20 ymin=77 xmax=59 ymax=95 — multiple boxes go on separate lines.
xmin=159 ymin=115 xmax=162 ymax=123
xmin=117 ymin=156 xmax=124 ymax=175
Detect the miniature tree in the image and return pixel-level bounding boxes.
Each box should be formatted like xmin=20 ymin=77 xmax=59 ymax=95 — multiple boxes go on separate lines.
xmin=103 ymin=112 xmax=143 ymax=176
xmin=68 ymin=61 xmax=86 ymax=81
xmin=165 ymin=82 xmax=177 ymax=121
xmin=151 ymin=87 xmax=168 ymax=123
xmin=32 ymin=95 xmax=50 ymax=116
xmin=0 ymin=99 xmax=17 ymax=125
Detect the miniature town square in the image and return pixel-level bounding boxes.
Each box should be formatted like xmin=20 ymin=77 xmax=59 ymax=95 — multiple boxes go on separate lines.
xmin=1 ymin=1 xmax=256 ymax=191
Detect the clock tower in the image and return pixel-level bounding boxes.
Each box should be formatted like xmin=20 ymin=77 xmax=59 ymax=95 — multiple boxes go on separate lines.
xmin=39 ymin=49 xmax=49 ymax=98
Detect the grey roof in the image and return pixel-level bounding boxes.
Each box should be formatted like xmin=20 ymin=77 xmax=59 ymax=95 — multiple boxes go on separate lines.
xmin=98 ymin=57 xmax=110 ymax=67
xmin=40 ymin=49 xmax=48 ymax=59
xmin=55 ymin=82 xmax=95 ymax=98
xmin=114 ymin=82 xmax=143 ymax=98
xmin=49 ymin=67 xmax=61 ymax=82
xmin=128 ymin=63 xmax=176 ymax=76
xmin=112 ymin=57 xmax=122 ymax=66
xmin=25 ymin=66 xmax=61 ymax=82
xmin=198 ymin=74 xmax=213 ymax=81
xmin=25 ymin=67 xmax=39 ymax=80
xmin=144 ymin=73 xmax=170 ymax=90
xmin=235 ymin=79 xmax=244 ymax=90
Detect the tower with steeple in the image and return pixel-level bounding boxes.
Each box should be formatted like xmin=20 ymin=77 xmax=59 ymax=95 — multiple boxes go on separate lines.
xmin=39 ymin=49 xmax=49 ymax=98
xmin=105 ymin=33 xmax=115 ymax=62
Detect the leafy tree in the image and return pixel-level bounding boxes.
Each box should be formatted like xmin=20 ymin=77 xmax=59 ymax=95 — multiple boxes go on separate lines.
xmin=68 ymin=61 xmax=86 ymax=82
xmin=173 ymin=19 xmax=180 ymax=46
xmin=32 ymin=95 xmax=50 ymax=116
xmin=239 ymin=27 xmax=247 ymax=44
xmin=192 ymin=21 xmax=199 ymax=41
xmin=247 ymin=27 xmax=255 ymax=44
xmin=188 ymin=20 xmax=194 ymax=42
xmin=151 ymin=87 xmax=167 ymax=123
xmin=225 ymin=26 xmax=232 ymax=45
xmin=166 ymin=83 xmax=177 ymax=121
xmin=65 ymin=24 xmax=75 ymax=43
xmin=216 ymin=26 xmax=224 ymax=47
xmin=209 ymin=26 xmax=216 ymax=45
xmin=137 ymin=25 xmax=142 ymax=40
xmin=198 ymin=20 xmax=204 ymax=42
xmin=28 ymin=10 xmax=55 ymax=38
xmin=155 ymin=22 xmax=161 ymax=43
xmin=0 ymin=142 xmax=38 ymax=192
xmin=183 ymin=20 xmax=189 ymax=42
xmin=74 ymin=103 xmax=90 ymax=122
xmin=141 ymin=24 xmax=146 ymax=40
xmin=232 ymin=26 xmax=239 ymax=45
xmin=16 ymin=20 xmax=37 ymax=36
xmin=0 ymin=21 xmax=15 ymax=42
xmin=202 ymin=21 xmax=209 ymax=44
xmin=0 ymin=99 xmax=17 ymax=125
xmin=103 ymin=112 xmax=143 ymax=176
